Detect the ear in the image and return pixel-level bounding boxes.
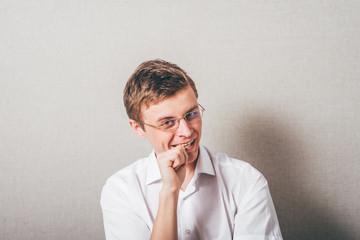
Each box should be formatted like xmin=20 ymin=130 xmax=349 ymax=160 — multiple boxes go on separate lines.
xmin=129 ymin=119 xmax=146 ymax=139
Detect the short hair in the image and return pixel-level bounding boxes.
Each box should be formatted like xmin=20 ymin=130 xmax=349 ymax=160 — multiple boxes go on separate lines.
xmin=123 ymin=59 xmax=198 ymax=127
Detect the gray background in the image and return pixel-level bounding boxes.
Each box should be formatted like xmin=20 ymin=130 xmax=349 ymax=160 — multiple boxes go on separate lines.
xmin=1 ymin=1 xmax=359 ymax=239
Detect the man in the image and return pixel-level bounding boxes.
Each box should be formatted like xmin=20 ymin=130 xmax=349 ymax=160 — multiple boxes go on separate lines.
xmin=101 ymin=59 xmax=283 ymax=240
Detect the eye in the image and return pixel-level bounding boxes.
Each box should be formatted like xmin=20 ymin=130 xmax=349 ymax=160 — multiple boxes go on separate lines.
xmin=186 ymin=110 xmax=199 ymax=121
xmin=161 ymin=119 xmax=177 ymax=128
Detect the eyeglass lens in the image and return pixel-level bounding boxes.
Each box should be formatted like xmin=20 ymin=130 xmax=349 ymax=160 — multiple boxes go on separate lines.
xmin=161 ymin=109 xmax=202 ymax=131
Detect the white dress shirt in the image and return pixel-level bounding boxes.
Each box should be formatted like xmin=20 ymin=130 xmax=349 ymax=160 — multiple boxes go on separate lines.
xmin=101 ymin=145 xmax=283 ymax=240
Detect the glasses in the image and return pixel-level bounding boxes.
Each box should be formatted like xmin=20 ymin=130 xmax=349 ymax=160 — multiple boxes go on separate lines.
xmin=142 ymin=104 xmax=205 ymax=132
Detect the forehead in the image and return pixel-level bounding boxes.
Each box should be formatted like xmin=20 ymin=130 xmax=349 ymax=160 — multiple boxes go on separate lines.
xmin=141 ymin=86 xmax=198 ymax=121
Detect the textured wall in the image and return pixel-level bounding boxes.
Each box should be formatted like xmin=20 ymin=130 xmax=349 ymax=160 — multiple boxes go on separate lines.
xmin=1 ymin=1 xmax=359 ymax=239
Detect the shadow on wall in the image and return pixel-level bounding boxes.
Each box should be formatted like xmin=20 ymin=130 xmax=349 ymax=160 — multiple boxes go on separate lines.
xmin=233 ymin=111 xmax=353 ymax=240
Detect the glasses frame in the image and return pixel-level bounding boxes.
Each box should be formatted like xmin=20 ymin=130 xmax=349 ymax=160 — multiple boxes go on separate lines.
xmin=141 ymin=103 xmax=205 ymax=132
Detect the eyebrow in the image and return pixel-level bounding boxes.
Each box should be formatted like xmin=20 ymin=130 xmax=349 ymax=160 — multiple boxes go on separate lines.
xmin=155 ymin=104 xmax=199 ymax=124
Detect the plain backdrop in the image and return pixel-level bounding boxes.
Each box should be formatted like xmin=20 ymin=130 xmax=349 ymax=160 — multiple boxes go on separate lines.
xmin=1 ymin=1 xmax=359 ymax=239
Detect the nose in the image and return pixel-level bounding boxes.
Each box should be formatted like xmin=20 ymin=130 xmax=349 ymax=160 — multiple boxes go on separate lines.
xmin=176 ymin=118 xmax=193 ymax=137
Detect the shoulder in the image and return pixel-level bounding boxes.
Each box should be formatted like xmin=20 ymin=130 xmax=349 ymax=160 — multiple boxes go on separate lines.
xmin=102 ymin=154 xmax=153 ymax=199
xmin=203 ymin=146 xmax=267 ymax=188
xmin=205 ymin=146 xmax=262 ymax=175
xmin=109 ymin=157 xmax=150 ymax=181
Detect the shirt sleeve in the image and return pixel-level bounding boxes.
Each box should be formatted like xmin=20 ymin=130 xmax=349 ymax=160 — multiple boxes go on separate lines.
xmin=100 ymin=180 xmax=151 ymax=240
xmin=233 ymin=166 xmax=283 ymax=240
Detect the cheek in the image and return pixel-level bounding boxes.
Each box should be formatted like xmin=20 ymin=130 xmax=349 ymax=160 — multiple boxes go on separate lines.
xmin=195 ymin=123 xmax=202 ymax=138
xmin=157 ymin=134 xmax=175 ymax=151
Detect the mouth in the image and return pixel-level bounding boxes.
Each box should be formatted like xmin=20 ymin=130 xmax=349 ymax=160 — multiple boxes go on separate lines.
xmin=172 ymin=139 xmax=196 ymax=150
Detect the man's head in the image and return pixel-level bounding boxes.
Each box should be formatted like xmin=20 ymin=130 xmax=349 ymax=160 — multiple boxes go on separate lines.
xmin=123 ymin=59 xmax=198 ymax=128
xmin=124 ymin=59 xmax=202 ymax=164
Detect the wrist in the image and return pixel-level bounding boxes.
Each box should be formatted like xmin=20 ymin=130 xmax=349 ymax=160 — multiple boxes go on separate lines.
xmin=159 ymin=186 xmax=180 ymax=199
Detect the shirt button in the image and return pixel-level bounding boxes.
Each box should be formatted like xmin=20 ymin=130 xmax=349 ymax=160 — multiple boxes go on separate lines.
xmin=185 ymin=229 xmax=191 ymax=234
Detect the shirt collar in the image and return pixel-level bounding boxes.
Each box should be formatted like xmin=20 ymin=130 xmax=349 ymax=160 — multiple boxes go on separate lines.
xmin=195 ymin=145 xmax=216 ymax=176
xmin=145 ymin=145 xmax=216 ymax=185
xmin=146 ymin=151 xmax=161 ymax=185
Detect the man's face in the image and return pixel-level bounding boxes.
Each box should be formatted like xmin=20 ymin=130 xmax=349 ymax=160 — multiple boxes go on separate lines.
xmin=140 ymin=86 xmax=202 ymax=165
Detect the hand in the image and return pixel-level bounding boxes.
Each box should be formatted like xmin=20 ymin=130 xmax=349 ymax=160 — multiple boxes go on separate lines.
xmin=156 ymin=146 xmax=188 ymax=193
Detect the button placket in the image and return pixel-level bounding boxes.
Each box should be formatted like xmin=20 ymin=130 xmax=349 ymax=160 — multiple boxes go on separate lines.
xmin=181 ymin=196 xmax=195 ymax=239
xmin=178 ymin=176 xmax=198 ymax=239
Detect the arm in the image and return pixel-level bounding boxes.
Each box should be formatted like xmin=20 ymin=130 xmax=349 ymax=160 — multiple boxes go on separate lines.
xmin=233 ymin=167 xmax=283 ymax=240
xmin=150 ymin=146 xmax=187 ymax=240
xmin=101 ymin=181 xmax=151 ymax=240
xmin=150 ymin=189 xmax=179 ymax=239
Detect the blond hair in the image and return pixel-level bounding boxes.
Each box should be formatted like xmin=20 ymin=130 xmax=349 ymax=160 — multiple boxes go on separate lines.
xmin=123 ymin=59 xmax=198 ymax=127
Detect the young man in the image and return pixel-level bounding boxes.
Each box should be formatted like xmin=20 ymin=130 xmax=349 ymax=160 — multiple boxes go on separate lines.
xmin=101 ymin=59 xmax=283 ymax=240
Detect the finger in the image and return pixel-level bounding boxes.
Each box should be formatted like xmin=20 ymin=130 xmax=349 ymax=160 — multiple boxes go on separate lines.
xmin=167 ymin=158 xmax=175 ymax=167
xmin=178 ymin=145 xmax=188 ymax=164
xmin=174 ymin=163 xmax=184 ymax=172
xmin=172 ymin=153 xmax=182 ymax=169
xmin=174 ymin=152 xmax=187 ymax=170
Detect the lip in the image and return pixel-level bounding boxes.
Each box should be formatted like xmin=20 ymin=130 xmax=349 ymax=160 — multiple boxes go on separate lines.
xmin=184 ymin=139 xmax=196 ymax=153
xmin=171 ymin=138 xmax=196 ymax=149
